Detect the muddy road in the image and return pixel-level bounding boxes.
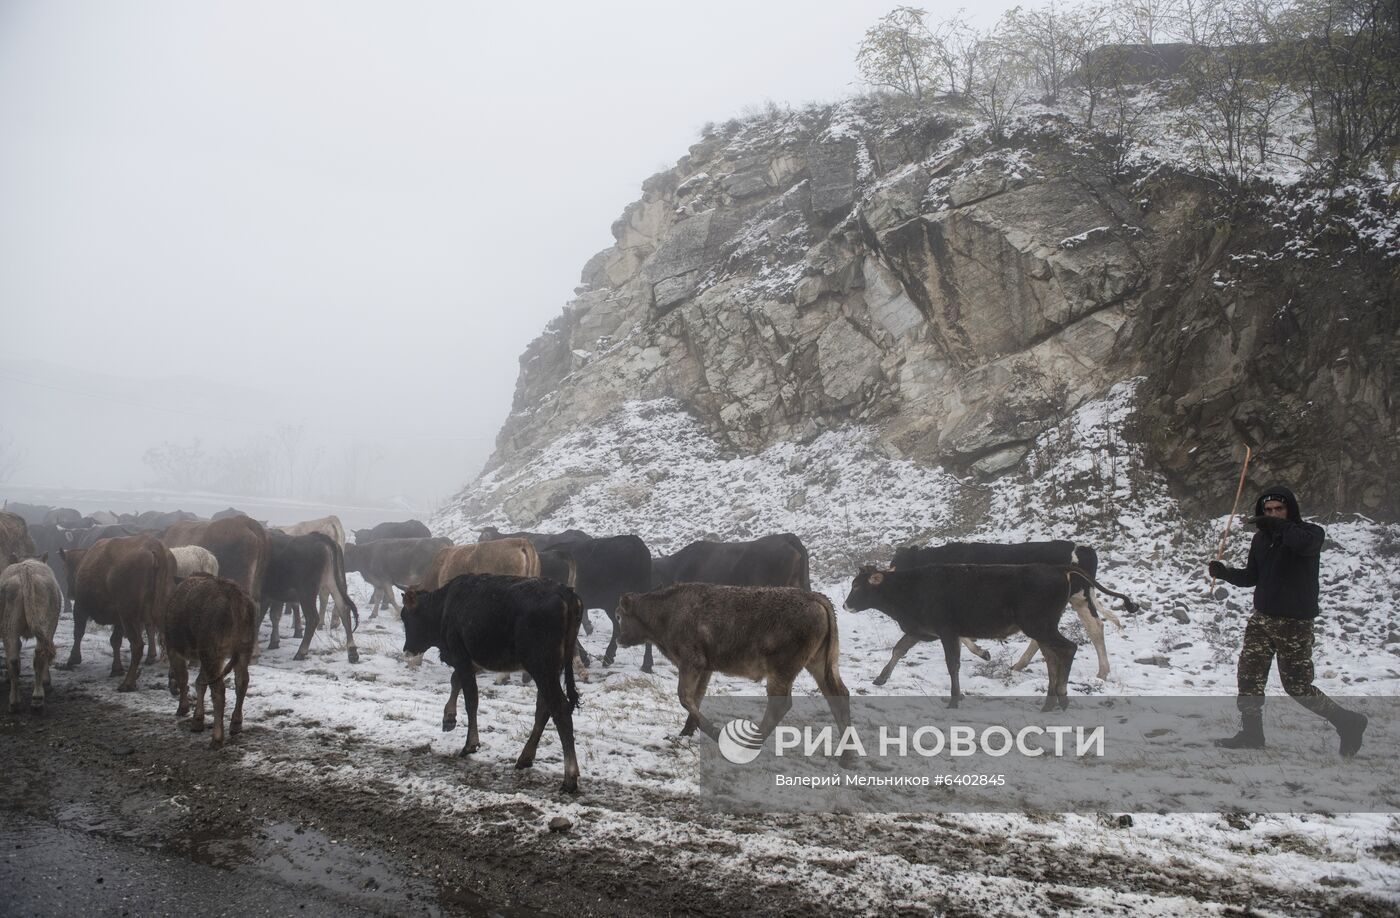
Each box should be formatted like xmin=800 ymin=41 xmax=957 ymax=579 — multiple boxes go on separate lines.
xmin=2 ymin=681 xmax=1396 ymax=917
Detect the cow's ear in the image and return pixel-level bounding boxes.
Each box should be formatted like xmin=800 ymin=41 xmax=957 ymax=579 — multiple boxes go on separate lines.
xmin=38 ymin=552 xmax=48 ymax=564
xmin=868 ymin=572 xmax=884 ymax=586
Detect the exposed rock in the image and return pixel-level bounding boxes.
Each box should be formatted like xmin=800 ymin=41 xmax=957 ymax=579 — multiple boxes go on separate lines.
xmin=471 ymin=97 xmax=1397 ymax=524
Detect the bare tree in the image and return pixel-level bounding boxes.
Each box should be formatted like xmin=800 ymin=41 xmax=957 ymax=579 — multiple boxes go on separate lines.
xmin=1000 ymin=1 xmax=1081 ymax=103
xmin=857 ymin=6 xmax=941 ymax=100
xmin=1277 ymin=0 xmax=1400 ymax=174
xmin=143 ymin=440 xmax=208 ymax=492
xmin=1064 ymin=2 xmax=1119 ymax=127
xmin=966 ymin=29 xmax=1031 ymax=139
xmin=1116 ymin=0 xmax=1182 ymax=42
xmin=271 ymin=424 xmax=306 ymax=498
xmin=929 ymin=9 xmax=982 ymax=96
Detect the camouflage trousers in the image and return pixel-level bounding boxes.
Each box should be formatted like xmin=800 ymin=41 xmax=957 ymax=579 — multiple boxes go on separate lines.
xmin=1236 ymin=612 xmax=1344 ymax=721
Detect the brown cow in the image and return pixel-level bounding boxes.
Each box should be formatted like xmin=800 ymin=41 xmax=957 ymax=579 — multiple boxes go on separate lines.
xmin=615 ymin=583 xmax=854 ymax=763
xmin=164 ymin=573 xmax=256 ymax=747
xmin=420 ymin=539 xmax=540 ymax=590
xmin=61 ymin=534 xmax=177 ymax=691
xmin=161 ymin=517 xmax=271 ymax=613
xmin=0 ymin=511 xmax=38 ymax=568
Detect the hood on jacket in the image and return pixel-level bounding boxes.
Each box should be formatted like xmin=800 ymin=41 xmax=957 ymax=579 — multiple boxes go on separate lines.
xmin=1255 ymin=485 xmax=1302 ymax=523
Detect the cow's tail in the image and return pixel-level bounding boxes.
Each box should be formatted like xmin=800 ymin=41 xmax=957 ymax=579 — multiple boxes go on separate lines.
xmin=17 ymin=568 xmax=58 ymax=670
xmin=562 ymin=589 xmax=582 ymax=712
xmin=1063 ymin=565 xmax=1138 ymax=615
xmin=328 ymin=537 xmax=359 ymax=632
xmin=815 ymin=593 xmax=841 ymax=683
xmin=790 ymin=534 xmax=812 ymax=592
xmin=150 ymin=544 xmax=175 ymax=642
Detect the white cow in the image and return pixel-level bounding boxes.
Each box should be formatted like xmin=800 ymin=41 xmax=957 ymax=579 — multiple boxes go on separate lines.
xmin=170 ymin=545 xmax=219 ymax=579
xmin=1 ymin=557 xmax=61 ymax=713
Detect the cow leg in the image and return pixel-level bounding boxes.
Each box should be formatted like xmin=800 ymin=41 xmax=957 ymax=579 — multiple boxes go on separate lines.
xmin=874 ymin=632 xmax=922 ymax=686
xmin=961 ymin=637 xmax=991 ymax=661
xmin=679 ymin=671 xmax=713 ymax=736
xmin=291 ymin=603 xmax=303 ymax=638
xmin=807 ymin=656 xmax=855 ymax=768
xmin=676 ymin=667 xmax=719 ymax=740
xmin=546 ymin=672 xmax=580 ymax=793
xmin=755 ymin=676 xmax=796 ymax=741
xmin=574 ymin=638 xmax=591 ymax=669
xmin=1024 ymin=624 xmax=1076 ymax=712
xmin=208 ymin=657 xmax=227 ymax=748
xmin=1071 ymin=594 xmax=1110 ymax=680
xmin=1011 ymin=641 xmax=1041 ymax=672
xmin=457 ymin=667 xmax=480 ymax=756
xmin=292 ymin=598 xmax=319 ymax=662
xmin=191 ymin=668 xmax=207 ymax=733
xmin=265 ymin=603 xmax=282 ymax=651
xmin=442 ymin=670 xmax=461 ymax=731
xmin=144 ymin=619 xmax=160 ymax=664
xmin=337 ymin=594 xmax=359 ymax=665
xmin=642 ymin=642 xmax=654 ymax=674
xmin=109 ymin=624 xmax=124 ymax=678
xmin=6 ymin=647 xmax=19 ymax=714
xmin=516 ymin=692 xmax=549 ymax=769
xmin=602 ymin=610 xmax=618 ymax=666
xmin=31 ymin=637 xmax=53 ymax=714
xmin=170 ymin=652 xmax=191 ymax=717
xmin=941 ymin=634 xmax=963 ymax=708
xmin=230 ymin=652 xmax=250 ymax=735
xmin=580 ymin=608 xmax=593 ymax=636
xmin=62 ymin=607 xmax=88 ymax=669
xmin=117 ymin=618 xmax=144 ymax=692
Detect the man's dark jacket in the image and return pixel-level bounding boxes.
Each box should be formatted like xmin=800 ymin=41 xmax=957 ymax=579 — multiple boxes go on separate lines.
xmin=1216 ymin=485 xmax=1326 ymax=620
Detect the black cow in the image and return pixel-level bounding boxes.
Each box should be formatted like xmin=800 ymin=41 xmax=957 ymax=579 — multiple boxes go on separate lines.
xmin=844 ymin=564 xmax=1138 ymax=711
xmin=891 ymin=541 xmax=1125 ymax=680
xmin=41 ymin=508 xmax=84 ymax=528
xmin=211 ymin=507 xmax=248 ymax=521
xmin=399 ymin=573 xmax=583 ymax=793
xmin=259 ymin=531 xmax=359 ymax=664
xmin=343 ymin=536 xmax=452 ymax=617
xmin=77 ymin=524 xmax=145 ymax=549
xmin=354 ymin=520 xmax=432 ymax=544
xmin=479 ymin=528 xmax=652 ymax=670
xmin=28 ymin=523 xmax=85 ymax=612
xmin=3 ymin=503 xmax=52 ymax=527
xmin=652 ymin=533 xmax=811 ymax=592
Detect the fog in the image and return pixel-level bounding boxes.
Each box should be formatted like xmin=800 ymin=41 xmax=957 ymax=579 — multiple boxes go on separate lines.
xmin=0 ymin=1 xmax=1012 ymax=514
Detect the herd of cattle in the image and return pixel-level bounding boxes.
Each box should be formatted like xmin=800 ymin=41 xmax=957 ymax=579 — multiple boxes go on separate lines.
xmin=0 ymin=501 xmax=1139 ymax=793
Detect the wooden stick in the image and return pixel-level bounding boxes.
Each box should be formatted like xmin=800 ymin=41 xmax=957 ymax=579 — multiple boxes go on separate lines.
xmin=1209 ymin=444 xmax=1253 ymax=595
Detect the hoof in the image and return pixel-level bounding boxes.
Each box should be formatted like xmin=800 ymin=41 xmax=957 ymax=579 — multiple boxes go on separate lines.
xmin=292 ymin=652 xmax=307 ymax=662
xmin=230 ymin=720 xmax=242 ymax=735
xmin=1010 ymin=662 xmax=1028 ymax=673
xmin=347 ymin=648 xmax=360 ymax=665
xmin=210 ymin=737 xmax=224 ymax=749
xmin=291 ymin=629 xmax=303 ymax=638
xmin=190 ymin=720 xmax=205 ymax=733
xmin=641 ymin=664 xmax=654 ymax=674
xmin=442 ymin=718 xmax=456 ymax=732
xmin=602 ymin=654 xmax=615 ymax=667
xmin=458 ymin=742 xmax=479 ymax=757
xmin=176 ymin=706 xmax=189 ymax=718
xmin=514 ymin=758 xmax=535 ymax=770
xmin=561 ymin=779 xmax=579 ymax=795
xmin=59 ymin=661 xmax=79 ymax=671
xmin=872 ymin=675 xmax=889 ymax=687
xmin=30 ymin=702 xmax=44 ymax=716
xmin=117 ymin=683 xmax=135 ymax=694
xmin=1095 ymin=670 xmax=1110 ymax=680
xmin=7 ymin=703 xmax=17 ymax=714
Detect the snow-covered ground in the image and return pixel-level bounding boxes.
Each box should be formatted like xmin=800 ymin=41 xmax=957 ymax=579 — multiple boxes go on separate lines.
xmin=36 ymin=386 xmax=1400 ymax=913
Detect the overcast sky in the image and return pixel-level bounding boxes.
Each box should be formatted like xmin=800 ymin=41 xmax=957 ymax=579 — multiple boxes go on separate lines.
xmin=0 ymin=1 xmax=1015 ymax=509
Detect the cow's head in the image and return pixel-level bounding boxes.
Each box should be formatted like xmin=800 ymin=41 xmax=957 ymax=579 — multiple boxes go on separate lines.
xmin=613 ymin=593 xmax=647 ymax=647
xmin=843 ymin=565 xmax=887 ymax=612
xmin=398 ymin=584 xmax=434 ymax=655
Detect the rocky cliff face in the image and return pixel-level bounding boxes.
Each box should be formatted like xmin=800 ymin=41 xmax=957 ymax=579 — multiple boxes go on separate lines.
xmin=476 ymin=97 xmax=1398 ymax=526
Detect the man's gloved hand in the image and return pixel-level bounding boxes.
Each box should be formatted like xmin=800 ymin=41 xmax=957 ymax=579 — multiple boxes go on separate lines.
xmin=1208 ymin=560 xmax=1228 ymax=578
xmin=1251 ymin=514 xmax=1286 ymax=532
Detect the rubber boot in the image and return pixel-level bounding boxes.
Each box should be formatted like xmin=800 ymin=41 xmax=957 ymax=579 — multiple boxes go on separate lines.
xmin=1329 ymin=708 xmax=1368 ymax=758
xmin=1214 ymin=712 xmax=1265 ymax=749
